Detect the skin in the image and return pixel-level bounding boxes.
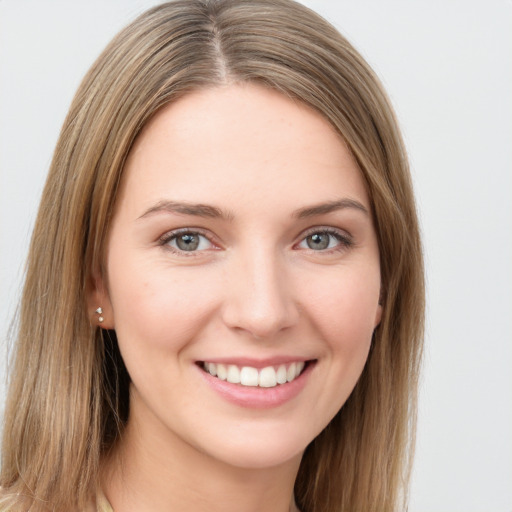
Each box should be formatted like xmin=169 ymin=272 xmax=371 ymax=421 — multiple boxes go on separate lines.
xmin=90 ymin=84 xmax=382 ymax=512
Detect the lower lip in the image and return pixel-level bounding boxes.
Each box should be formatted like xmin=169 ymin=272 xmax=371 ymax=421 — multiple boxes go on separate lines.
xmin=197 ymin=362 xmax=314 ymax=409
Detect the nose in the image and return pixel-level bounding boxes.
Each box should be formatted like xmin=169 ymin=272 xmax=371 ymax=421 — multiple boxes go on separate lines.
xmin=221 ymin=247 xmax=300 ymax=339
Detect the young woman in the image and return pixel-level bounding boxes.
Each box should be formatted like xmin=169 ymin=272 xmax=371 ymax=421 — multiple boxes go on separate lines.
xmin=0 ymin=1 xmax=424 ymax=511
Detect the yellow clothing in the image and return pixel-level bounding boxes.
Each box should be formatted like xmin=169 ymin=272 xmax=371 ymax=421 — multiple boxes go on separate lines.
xmin=96 ymin=489 xmax=114 ymax=512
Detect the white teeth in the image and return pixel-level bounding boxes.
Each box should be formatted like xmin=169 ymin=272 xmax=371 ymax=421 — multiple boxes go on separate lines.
xmin=216 ymin=363 xmax=227 ymax=380
xmin=227 ymin=364 xmax=240 ymax=383
xmin=259 ymin=366 xmax=277 ymax=388
xmin=240 ymin=367 xmax=259 ymax=386
xmin=203 ymin=361 xmax=307 ymax=388
xmin=286 ymin=363 xmax=296 ymax=383
xmin=276 ymin=364 xmax=287 ymax=384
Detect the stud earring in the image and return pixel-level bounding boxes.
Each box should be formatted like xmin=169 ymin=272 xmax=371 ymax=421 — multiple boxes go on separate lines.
xmin=95 ymin=307 xmax=104 ymax=323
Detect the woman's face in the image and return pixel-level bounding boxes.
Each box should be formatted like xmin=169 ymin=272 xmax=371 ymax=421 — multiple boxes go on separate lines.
xmin=97 ymin=84 xmax=382 ymax=470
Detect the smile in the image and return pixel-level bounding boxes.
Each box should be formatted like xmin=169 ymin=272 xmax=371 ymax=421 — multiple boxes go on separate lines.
xmin=201 ymin=361 xmax=307 ymax=388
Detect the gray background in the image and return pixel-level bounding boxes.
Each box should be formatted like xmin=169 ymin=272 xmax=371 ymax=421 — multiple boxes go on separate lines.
xmin=1 ymin=1 xmax=511 ymax=511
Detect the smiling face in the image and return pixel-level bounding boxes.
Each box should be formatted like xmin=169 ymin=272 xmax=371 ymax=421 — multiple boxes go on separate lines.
xmin=93 ymin=84 xmax=382 ymax=471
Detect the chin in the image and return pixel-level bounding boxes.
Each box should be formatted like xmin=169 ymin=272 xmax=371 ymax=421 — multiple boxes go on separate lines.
xmin=188 ymin=418 xmax=321 ymax=471
xmin=207 ymin=438 xmax=305 ymax=471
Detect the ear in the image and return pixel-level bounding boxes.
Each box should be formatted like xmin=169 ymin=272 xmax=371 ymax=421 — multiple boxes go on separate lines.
xmin=86 ymin=269 xmax=115 ymax=329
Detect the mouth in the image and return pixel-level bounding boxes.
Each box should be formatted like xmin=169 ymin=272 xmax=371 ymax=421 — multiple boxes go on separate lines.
xmin=198 ymin=360 xmax=311 ymax=388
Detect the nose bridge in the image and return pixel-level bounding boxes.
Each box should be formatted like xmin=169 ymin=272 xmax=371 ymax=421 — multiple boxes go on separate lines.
xmin=222 ymin=242 xmax=298 ymax=338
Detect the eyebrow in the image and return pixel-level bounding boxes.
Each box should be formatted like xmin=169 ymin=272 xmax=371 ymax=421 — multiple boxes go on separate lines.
xmin=138 ymin=198 xmax=368 ymax=221
xmin=293 ymin=198 xmax=369 ymax=218
xmin=138 ymin=200 xmax=233 ymax=220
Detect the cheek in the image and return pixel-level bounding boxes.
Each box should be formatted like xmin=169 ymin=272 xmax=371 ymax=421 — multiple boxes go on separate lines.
xmin=107 ymin=261 xmax=221 ymax=354
xmin=291 ymin=265 xmax=380 ymax=433
xmin=305 ymin=266 xmax=380 ymax=356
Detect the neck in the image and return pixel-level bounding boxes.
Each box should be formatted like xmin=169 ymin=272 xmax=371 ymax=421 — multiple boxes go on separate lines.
xmin=101 ymin=405 xmax=302 ymax=512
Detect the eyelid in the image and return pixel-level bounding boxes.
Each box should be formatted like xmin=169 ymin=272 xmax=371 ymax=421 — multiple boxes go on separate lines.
xmin=158 ymin=227 xmax=220 ymax=255
xmin=294 ymin=226 xmax=354 ymax=251
xmin=157 ymin=225 xmax=353 ymax=256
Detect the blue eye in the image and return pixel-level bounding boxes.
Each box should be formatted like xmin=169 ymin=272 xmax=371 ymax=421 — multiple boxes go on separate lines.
xmin=298 ymin=230 xmax=352 ymax=251
xmin=165 ymin=231 xmax=213 ymax=252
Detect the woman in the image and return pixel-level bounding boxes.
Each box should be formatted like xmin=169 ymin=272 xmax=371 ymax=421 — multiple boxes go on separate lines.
xmin=0 ymin=1 xmax=424 ymax=511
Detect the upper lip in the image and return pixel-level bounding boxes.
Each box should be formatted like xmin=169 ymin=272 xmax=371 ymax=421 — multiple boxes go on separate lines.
xmin=197 ymin=356 xmax=314 ymax=369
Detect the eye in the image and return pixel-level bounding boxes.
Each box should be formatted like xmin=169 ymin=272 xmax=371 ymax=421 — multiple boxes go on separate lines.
xmin=297 ymin=229 xmax=352 ymax=252
xmin=162 ymin=230 xmax=214 ymax=253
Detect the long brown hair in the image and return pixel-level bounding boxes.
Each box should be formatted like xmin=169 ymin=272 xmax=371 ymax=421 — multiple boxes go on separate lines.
xmin=0 ymin=1 xmax=424 ymax=510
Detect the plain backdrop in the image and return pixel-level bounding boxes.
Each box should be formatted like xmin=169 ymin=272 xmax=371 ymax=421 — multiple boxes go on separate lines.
xmin=1 ymin=1 xmax=511 ymax=511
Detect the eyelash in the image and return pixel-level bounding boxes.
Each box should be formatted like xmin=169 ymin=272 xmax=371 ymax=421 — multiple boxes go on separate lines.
xmin=296 ymin=227 xmax=354 ymax=254
xmin=158 ymin=227 xmax=353 ymax=256
xmin=158 ymin=228 xmax=217 ymax=256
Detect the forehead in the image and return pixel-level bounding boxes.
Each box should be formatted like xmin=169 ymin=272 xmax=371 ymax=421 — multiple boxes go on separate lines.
xmin=118 ymin=83 xmax=369 ymax=215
